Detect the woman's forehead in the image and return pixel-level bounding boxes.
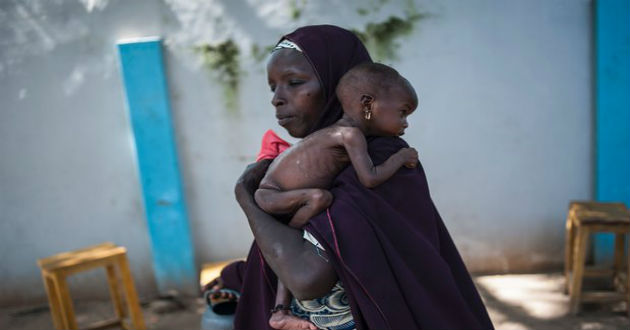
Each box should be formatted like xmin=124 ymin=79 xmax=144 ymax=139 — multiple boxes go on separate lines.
xmin=267 ymin=49 xmax=312 ymax=73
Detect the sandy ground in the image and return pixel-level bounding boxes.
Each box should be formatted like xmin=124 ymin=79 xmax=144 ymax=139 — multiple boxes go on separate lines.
xmin=1 ymin=272 xmax=627 ymax=330
xmin=476 ymin=273 xmax=628 ymax=330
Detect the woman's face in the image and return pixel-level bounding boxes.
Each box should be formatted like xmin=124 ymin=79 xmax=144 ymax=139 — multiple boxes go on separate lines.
xmin=267 ymin=49 xmax=326 ymax=138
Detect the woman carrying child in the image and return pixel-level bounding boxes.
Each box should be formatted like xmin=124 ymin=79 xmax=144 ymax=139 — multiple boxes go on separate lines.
xmin=205 ymin=24 xmax=494 ymax=330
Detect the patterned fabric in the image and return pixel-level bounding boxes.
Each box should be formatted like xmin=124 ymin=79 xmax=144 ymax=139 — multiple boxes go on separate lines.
xmin=273 ymin=39 xmax=303 ymax=52
xmin=291 ymin=282 xmax=355 ymax=330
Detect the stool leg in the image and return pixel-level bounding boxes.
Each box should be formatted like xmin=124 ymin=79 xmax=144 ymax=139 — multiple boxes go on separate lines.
xmin=106 ymin=264 xmax=126 ymax=321
xmin=41 ymin=272 xmax=63 ymax=329
xmin=564 ymin=214 xmax=575 ymax=294
xmin=612 ymin=233 xmax=626 ymax=298
xmin=51 ymin=273 xmax=78 ymax=329
xmin=613 ymin=234 xmax=625 ymax=279
xmin=569 ymin=226 xmax=589 ymax=315
xmin=117 ymin=254 xmax=146 ymax=330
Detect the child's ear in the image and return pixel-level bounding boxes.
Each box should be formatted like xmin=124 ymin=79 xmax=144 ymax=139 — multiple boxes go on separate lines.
xmin=360 ymin=94 xmax=374 ymax=110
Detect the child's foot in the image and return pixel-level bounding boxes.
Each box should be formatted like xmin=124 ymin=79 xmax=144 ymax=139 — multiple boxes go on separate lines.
xmin=269 ymin=310 xmax=317 ymax=330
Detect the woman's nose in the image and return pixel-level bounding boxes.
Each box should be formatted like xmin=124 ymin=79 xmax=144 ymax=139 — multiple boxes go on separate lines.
xmin=271 ymin=89 xmax=286 ymax=107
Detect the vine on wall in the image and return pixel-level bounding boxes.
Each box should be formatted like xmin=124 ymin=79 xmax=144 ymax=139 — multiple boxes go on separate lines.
xmin=251 ymin=44 xmax=275 ymax=63
xmin=192 ymin=1 xmax=428 ymax=112
xmin=289 ymin=0 xmax=307 ymax=20
xmin=352 ymin=4 xmax=427 ymax=62
xmin=194 ymin=40 xmax=240 ymax=112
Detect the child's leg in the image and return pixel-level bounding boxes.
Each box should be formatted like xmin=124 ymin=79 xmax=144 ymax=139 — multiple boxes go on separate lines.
xmin=270 ymin=280 xmax=317 ymax=330
xmin=275 ymin=280 xmax=292 ymax=311
xmin=255 ymin=188 xmax=333 ymax=228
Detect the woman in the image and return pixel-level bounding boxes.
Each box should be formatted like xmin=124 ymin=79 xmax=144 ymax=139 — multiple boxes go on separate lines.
xmin=206 ymin=25 xmax=494 ymax=330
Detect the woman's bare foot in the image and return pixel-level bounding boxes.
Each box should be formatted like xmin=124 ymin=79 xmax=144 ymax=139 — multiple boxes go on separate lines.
xmin=269 ymin=310 xmax=317 ymax=330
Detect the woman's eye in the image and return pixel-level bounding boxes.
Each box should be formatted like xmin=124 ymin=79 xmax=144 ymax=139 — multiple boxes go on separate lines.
xmin=269 ymin=85 xmax=276 ymax=92
xmin=288 ymin=80 xmax=304 ymax=86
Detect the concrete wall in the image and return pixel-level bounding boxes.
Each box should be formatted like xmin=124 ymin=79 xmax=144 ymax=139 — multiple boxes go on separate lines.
xmin=0 ymin=0 xmax=593 ymax=306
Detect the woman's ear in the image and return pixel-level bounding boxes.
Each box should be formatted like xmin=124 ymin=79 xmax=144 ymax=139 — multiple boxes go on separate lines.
xmin=360 ymin=94 xmax=374 ymax=110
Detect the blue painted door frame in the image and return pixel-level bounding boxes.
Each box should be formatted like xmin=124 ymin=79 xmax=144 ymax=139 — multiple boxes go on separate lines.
xmin=117 ymin=37 xmax=197 ymax=294
xmin=595 ymin=0 xmax=630 ymax=262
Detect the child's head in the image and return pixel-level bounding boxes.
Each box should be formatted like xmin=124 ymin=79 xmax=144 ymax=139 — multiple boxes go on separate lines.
xmin=336 ymin=62 xmax=418 ymax=136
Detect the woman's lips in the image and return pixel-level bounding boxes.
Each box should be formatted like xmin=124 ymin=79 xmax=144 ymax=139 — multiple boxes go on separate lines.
xmin=277 ymin=116 xmax=294 ymax=126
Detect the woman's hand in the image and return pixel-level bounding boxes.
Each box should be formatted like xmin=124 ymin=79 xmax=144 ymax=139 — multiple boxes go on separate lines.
xmin=235 ymin=159 xmax=273 ymax=204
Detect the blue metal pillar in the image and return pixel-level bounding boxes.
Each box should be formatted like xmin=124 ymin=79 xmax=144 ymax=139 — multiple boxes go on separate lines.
xmin=117 ymin=37 xmax=197 ymax=294
xmin=595 ymin=0 xmax=630 ymax=263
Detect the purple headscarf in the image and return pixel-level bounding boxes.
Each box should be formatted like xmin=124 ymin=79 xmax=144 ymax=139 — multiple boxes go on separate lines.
xmin=220 ymin=25 xmax=494 ymax=329
xmin=281 ymin=25 xmax=372 ymax=133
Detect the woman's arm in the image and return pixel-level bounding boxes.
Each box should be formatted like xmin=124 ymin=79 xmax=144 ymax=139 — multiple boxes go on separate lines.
xmin=234 ymin=160 xmax=337 ymax=300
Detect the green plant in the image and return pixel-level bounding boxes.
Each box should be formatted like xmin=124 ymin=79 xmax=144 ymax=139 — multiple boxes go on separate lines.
xmin=289 ymin=0 xmax=306 ymax=20
xmin=251 ymin=44 xmax=275 ymax=63
xmin=195 ymin=40 xmax=241 ymax=112
xmin=352 ymin=12 xmax=426 ymax=62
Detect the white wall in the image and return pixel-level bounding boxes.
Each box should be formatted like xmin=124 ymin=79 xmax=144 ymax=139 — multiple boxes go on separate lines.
xmin=0 ymin=0 xmax=592 ymax=306
xmin=402 ymin=0 xmax=593 ymax=273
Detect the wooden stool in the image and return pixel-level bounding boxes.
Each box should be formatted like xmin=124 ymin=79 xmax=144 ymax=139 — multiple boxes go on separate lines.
xmin=564 ymin=201 xmax=630 ymax=315
xmin=37 ymin=242 xmax=146 ymax=330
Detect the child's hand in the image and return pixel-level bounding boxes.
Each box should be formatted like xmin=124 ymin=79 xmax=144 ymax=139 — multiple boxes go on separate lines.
xmin=398 ymin=147 xmax=419 ymax=168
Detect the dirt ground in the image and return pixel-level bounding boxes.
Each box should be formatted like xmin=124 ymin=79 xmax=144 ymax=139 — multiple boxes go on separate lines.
xmin=1 ymin=272 xmax=627 ymax=330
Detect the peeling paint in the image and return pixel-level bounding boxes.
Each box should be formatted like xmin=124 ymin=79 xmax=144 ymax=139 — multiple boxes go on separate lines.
xmin=0 ymin=0 xmax=597 ymax=305
xmin=18 ymin=88 xmax=27 ymax=100
xmin=78 ymin=0 xmax=110 ymax=13
xmin=161 ymin=0 xmax=428 ymax=110
xmin=163 ymin=0 xmax=249 ymax=52
xmin=0 ymin=1 xmax=90 ymax=74
xmin=63 ymin=66 xmax=86 ymax=96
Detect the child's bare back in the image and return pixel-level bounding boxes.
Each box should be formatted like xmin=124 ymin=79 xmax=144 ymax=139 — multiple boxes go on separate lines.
xmin=260 ymin=126 xmax=352 ymax=191
xmin=259 ymin=126 xmax=351 ymax=192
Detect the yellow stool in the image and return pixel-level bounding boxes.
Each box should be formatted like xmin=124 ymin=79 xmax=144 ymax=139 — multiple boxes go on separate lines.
xmin=37 ymin=242 xmax=146 ymax=330
xmin=564 ymin=201 xmax=630 ymax=315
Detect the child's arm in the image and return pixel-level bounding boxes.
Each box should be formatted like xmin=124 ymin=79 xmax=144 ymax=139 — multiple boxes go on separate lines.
xmin=255 ymin=188 xmax=333 ymax=228
xmin=340 ymin=127 xmax=418 ymax=188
